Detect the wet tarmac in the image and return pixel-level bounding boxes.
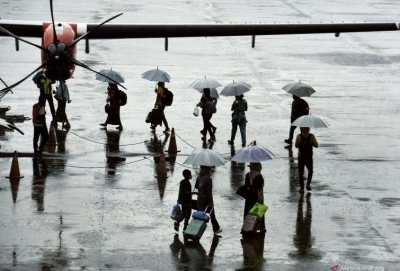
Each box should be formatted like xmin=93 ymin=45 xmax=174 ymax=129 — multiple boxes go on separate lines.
xmin=1 ymin=0 xmax=400 ymax=270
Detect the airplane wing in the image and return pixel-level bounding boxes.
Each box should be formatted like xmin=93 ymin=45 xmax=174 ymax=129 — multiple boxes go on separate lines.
xmin=0 ymin=20 xmax=399 ymax=39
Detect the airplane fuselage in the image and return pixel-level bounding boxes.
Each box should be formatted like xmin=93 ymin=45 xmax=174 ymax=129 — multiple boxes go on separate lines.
xmin=41 ymin=22 xmax=77 ymax=81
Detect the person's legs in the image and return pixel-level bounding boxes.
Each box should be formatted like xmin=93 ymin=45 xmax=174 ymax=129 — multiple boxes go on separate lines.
xmin=203 ymin=114 xmax=213 ymax=138
xmin=33 ymin=126 xmax=40 ymax=152
xmin=209 ymin=209 xmax=221 ymax=233
xmin=45 ymin=94 xmax=56 ymax=118
xmin=285 ymin=117 xmax=296 ymax=143
xmin=239 ymin=118 xmax=246 ymax=146
xmin=39 ymin=126 xmax=49 ymax=151
xmin=182 ymin=205 xmax=191 ymax=231
xmin=305 ymin=158 xmax=314 ymax=190
xmin=298 ymin=156 xmax=305 ymax=192
xmin=160 ymin=105 xmax=169 ymax=130
xmin=230 ymin=119 xmax=238 ymax=142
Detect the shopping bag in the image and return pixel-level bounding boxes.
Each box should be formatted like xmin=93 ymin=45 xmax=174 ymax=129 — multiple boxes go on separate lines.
xmin=248 ymin=202 xmax=268 ymax=219
xmin=193 ymin=106 xmax=199 ymax=117
xmin=236 ymin=186 xmax=251 ymax=199
xmin=170 ymin=204 xmax=183 ymax=222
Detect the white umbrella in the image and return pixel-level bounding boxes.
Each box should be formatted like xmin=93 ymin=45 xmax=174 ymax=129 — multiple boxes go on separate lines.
xmin=95 ymin=69 xmax=125 ymax=83
xmin=142 ymin=67 xmax=171 ymax=83
xmin=220 ymin=81 xmax=252 ymax=96
xmin=231 ymin=141 xmax=274 ymax=162
xmin=183 ymin=148 xmax=225 ymax=167
xmin=291 ymin=114 xmax=329 ymax=128
xmin=0 ymin=118 xmax=24 ymax=135
xmin=282 ymin=81 xmax=315 ymax=97
xmin=194 ymin=88 xmax=219 ymax=99
xmin=190 ymin=76 xmax=222 ymax=89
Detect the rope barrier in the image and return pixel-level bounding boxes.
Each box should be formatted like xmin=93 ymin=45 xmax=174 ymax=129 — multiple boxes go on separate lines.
xmin=174 ymin=132 xmax=197 ymax=149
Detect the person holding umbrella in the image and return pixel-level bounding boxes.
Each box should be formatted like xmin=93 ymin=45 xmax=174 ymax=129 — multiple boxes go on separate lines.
xmin=100 ymin=83 xmax=123 ymax=130
xmin=242 ymin=162 xmax=266 ymax=233
xmin=228 ymin=94 xmax=247 ymax=147
xmin=152 ymin=82 xmax=170 ymax=133
xmin=294 ymin=127 xmax=319 ymax=192
xmin=197 ymin=88 xmax=217 ymax=142
xmin=284 ymin=95 xmax=309 ymax=145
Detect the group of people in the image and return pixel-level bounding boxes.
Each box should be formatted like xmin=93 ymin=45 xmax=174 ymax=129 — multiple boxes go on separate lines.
xmin=174 ymin=162 xmax=267 ymax=237
xmin=32 ymin=73 xmax=71 ymax=154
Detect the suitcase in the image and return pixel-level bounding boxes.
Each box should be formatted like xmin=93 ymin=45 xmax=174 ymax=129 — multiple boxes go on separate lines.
xmin=145 ymin=108 xmax=163 ymax=126
xmin=183 ymin=218 xmax=207 ymax=242
xmin=241 ymin=215 xmax=259 ymax=235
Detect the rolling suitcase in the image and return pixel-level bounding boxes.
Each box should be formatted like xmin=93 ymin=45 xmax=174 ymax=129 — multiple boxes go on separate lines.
xmin=241 ymin=215 xmax=259 ymax=235
xmin=183 ymin=218 xmax=207 ymax=242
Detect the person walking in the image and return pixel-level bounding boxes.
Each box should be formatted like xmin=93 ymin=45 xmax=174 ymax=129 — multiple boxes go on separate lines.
xmin=54 ymin=80 xmax=71 ymax=128
xmin=37 ymin=73 xmax=56 ymax=120
xmin=197 ymin=88 xmax=217 ymax=142
xmin=32 ymin=96 xmax=48 ymax=154
xmin=242 ymin=162 xmax=266 ymax=233
xmin=100 ymin=83 xmax=123 ymax=130
xmin=228 ymin=94 xmax=247 ymax=147
xmin=195 ymin=166 xmax=222 ymax=235
xmin=151 ymin=82 xmax=170 ymax=133
xmin=175 ymin=169 xmax=196 ymax=232
xmin=284 ymin=95 xmax=309 ymax=145
xmin=294 ymin=127 xmax=319 ymax=192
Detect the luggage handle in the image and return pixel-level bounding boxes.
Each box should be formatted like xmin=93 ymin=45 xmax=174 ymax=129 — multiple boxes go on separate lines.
xmin=204 ymin=205 xmax=213 ymax=215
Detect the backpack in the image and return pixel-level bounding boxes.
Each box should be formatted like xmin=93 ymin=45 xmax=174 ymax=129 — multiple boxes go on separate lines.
xmin=118 ymin=90 xmax=127 ymax=106
xmin=299 ymin=134 xmax=313 ymax=158
xmin=162 ymin=88 xmax=173 ymax=106
xmin=204 ymin=98 xmax=217 ymax=114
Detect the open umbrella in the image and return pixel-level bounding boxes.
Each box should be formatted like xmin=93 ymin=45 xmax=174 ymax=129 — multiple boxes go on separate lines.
xmin=32 ymin=70 xmax=43 ymax=85
xmin=95 ymin=69 xmax=125 ymax=83
xmin=220 ymin=81 xmax=252 ymax=96
xmin=231 ymin=141 xmax=274 ymax=162
xmin=190 ymin=76 xmax=222 ymax=89
xmin=183 ymin=148 xmax=225 ymax=167
xmin=194 ymin=88 xmax=219 ymax=99
xmin=282 ymin=81 xmax=315 ymax=97
xmin=142 ymin=67 xmax=171 ymax=83
xmin=291 ymin=114 xmax=329 ymax=128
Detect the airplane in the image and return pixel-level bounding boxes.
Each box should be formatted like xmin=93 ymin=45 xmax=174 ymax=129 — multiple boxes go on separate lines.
xmin=0 ymin=0 xmax=399 ymax=94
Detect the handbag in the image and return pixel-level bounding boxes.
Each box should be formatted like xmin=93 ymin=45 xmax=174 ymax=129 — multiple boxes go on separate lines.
xmin=193 ymin=106 xmax=199 ymax=117
xmin=105 ymin=103 xmax=110 ymax=114
xmin=248 ymin=202 xmax=268 ymax=219
xmin=192 ymin=210 xmax=210 ymax=223
xmin=170 ymin=203 xmax=183 ymax=222
xmin=236 ymin=186 xmax=251 ymax=199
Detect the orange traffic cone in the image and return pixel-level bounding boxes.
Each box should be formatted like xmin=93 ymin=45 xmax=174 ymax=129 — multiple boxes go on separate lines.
xmin=47 ymin=121 xmax=57 ymax=146
xmin=166 ymin=128 xmax=179 ymax=164
xmin=6 ymin=151 xmax=24 ymax=179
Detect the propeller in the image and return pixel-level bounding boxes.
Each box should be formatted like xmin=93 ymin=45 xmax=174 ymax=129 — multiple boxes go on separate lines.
xmin=0 ymin=26 xmax=47 ymax=52
xmin=70 ymin=58 xmax=127 ymax=90
xmin=50 ymin=0 xmax=58 ymax=44
xmin=67 ymin=13 xmax=123 ymax=48
xmin=0 ymin=63 xmax=47 ymax=93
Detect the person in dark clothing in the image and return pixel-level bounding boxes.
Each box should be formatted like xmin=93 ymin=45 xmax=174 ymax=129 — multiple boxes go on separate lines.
xmin=151 ymin=82 xmax=170 ymax=133
xmin=242 ymin=162 xmax=266 ymax=233
xmin=285 ymin=95 xmax=309 ymax=145
xmin=54 ymin=80 xmax=71 ymax=128
xmin=32 ymin=96 xmax=48 ymax=154
xmin=197 ymin=88 xmax=217 ymax=142
xmin=294 ymin=127 xmax=319 ymax=192
xmin=100 ymin=83 xmax=123 ymax=130
xmin=175 ymin=169 xmax=196 ymax=232
xmin=195 ymin=166 xmax=222 ymax=235
xmin=37 ymin=74 xmax=56 ymax=120
xmin=228 ymin=94 xmax=248 ymax=147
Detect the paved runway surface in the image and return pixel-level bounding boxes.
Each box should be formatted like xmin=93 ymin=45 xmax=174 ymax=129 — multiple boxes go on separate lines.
xmin=1 ymin=0 xmax=400 ymax=270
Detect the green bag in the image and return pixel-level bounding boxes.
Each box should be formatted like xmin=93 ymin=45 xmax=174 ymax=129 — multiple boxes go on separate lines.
xmin=248 ymin=202 xmax=268 ymax=219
